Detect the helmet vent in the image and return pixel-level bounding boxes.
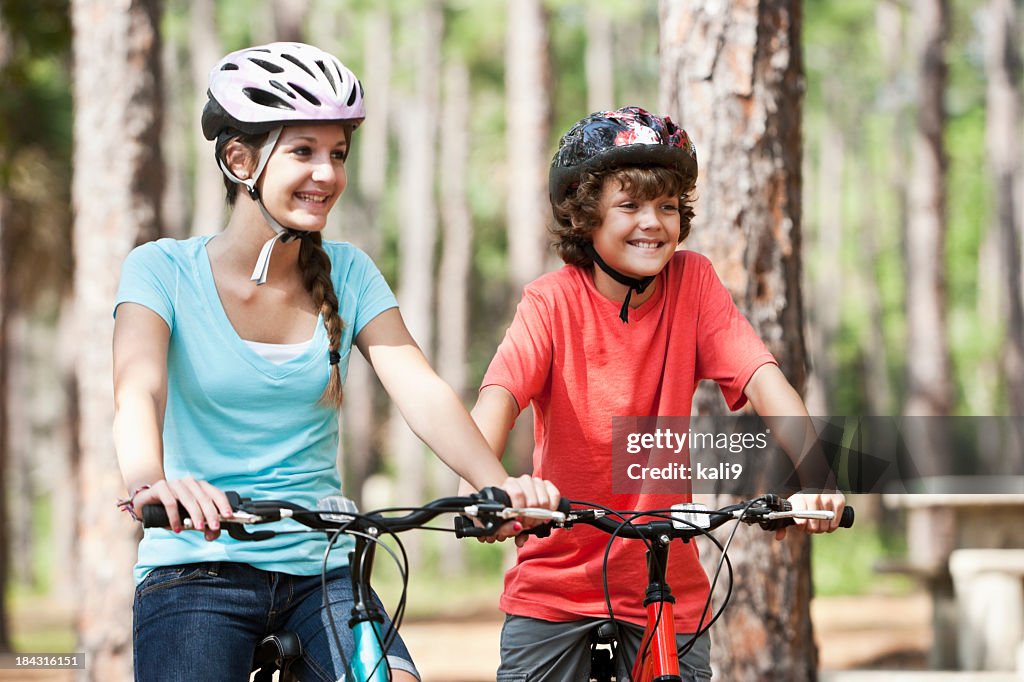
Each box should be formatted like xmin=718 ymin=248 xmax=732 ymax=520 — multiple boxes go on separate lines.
xmin=269 ymin=80 xmax=297 ymax=99
xmin=315 ymin=60 xmax=338 ymax=93
xmin=280 ymin=53 xmax=316 ymax=78
xmin=347 ymin=82 xmax=360 ymax=107
xmin=248 ymin=57 xmax=284 ymax=74
xmin=243 ymin=87 xmax=295 ymax=110
xmin=220 ymin=63 xmax=239 ymax=71
xmin=290 ymin=83 xmax=321 ymax=106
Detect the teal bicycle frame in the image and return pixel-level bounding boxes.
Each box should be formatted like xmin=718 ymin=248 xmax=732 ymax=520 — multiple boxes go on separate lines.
xmin=347 ymin=533 xmax=391 ymax=681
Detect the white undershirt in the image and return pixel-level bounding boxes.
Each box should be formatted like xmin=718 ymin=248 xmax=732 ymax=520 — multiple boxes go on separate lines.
xmin=243 ymin=338 xmax=313 ymax=365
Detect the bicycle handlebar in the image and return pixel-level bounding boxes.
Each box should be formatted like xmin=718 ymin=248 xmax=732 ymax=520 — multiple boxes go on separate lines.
xmin=141 ymin=489 xmax=852 ymax=545
xmin=140 ymin=486 xmax=566 ymax=541
xmin=521 ymin=494 xmax=854 ymax=541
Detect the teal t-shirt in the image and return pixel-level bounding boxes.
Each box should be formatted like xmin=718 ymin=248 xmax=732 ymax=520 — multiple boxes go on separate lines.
xmin=114 ymin=235 xmax=397 ymax=583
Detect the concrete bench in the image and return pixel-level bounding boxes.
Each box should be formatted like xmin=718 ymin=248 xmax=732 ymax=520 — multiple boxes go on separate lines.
xmin=948 ymin=549 xmax=1024 ymax=672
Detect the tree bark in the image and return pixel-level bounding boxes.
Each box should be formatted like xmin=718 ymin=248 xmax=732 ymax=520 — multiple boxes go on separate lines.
xmin=803 ymin=121 xmax=843 ymax=416
xmin=585 ymin=5 xmax=615 ymax=113
xmin=433 ymin=57 xmax=473 ymax=575
xmin=70 ymin=1 xmax=164 ymax=678
xmin=389 ymin=1 xmax=442 ymax=561
xmin=660 ymin=1 xmax=816 ymax=679
xmin=338 ymin=8 xmax=391 ymax=510
xmin=503 ymin=0 xmax=552 ymax=477
xmin=271 ymin=0 xmax=311 ymax=43
xmin=903 ymin=0 xmax=952 ymax=420
xmin=505 ymin=0 xmax=552 ymax=293
xmin=159 ymin=26 xmax=187 ymax=239
xmin=984 ymin=0 xmax=1024 ymax=422
xmin=0 ymin=10 xmax=13 ymax=652
xmin=188 ymin=0 xmax=224 ymax=237
xmin=0 ymin=193 xmax=11 ymax=654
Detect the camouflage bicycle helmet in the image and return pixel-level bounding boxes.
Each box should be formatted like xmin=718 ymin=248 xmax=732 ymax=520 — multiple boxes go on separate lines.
xmin=549 ymin=106 xmax=697 ymax=223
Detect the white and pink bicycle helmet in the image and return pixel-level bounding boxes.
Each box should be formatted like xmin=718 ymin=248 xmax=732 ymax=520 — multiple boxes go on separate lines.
xmin=202 ymin=41 xmax=364 ymax=141
xmin=202 ymin=42 xmax=365 ymax=284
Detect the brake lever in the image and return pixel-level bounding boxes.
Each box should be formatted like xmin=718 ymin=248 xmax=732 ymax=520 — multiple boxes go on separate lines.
xmin=222 ymin=491 xmax=281 ymax=541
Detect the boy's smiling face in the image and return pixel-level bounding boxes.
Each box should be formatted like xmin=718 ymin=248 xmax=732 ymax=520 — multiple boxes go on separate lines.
xmin=590 ymin=178 xmax=681 ymax=283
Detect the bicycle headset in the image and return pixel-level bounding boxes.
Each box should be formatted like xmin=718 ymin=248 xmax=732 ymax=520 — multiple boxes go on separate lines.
xmin=549 ymin=106 xmax=699 ymax=322
xmin=201 ymin=41 xmax=366 ymax=284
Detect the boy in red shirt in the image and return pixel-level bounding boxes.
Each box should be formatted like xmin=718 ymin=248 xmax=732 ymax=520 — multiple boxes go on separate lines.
xmin=472 ymin=107 xmax=844 ymax=681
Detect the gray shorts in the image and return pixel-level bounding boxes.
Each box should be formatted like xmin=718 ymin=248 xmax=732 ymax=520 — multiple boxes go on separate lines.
xmin=496 ymin=614 xmax=712 ymax=682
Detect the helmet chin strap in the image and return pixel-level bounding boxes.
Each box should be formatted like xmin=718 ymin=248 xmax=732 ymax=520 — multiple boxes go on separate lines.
xmin=218 ymin=126 xmax=308 ymax=285
xmin=584 ymin=243 xmax=655 ymax=323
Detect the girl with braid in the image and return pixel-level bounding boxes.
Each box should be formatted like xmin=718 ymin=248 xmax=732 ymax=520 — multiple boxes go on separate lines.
xmin=112 ymin=42 xmax=559 ymax=682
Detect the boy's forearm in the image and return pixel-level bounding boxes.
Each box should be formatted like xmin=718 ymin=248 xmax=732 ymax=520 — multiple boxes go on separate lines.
xmin=744 ymin=364 xmax=836 ymax=491
xmin=459 ymin=386 xmax=520 ymax=492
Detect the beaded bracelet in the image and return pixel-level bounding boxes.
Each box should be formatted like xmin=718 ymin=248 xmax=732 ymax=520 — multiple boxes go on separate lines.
xmin=116 ymin=485 xmax=151 ymax=522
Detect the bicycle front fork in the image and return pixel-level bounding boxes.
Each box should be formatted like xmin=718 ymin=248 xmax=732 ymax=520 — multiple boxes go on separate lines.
xmin=630 ymin=542 xmax=683 ymax=682
xmin=350 ymin=617 xmax=389 ymax=682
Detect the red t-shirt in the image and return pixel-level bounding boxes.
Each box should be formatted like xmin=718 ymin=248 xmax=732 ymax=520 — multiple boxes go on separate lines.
xmin=482 ymin=250 xmax=777 ymax=630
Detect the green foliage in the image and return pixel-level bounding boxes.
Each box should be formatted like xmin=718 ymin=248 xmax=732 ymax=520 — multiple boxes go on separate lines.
xmin=0 ymin=0 xmax=73 ymax=310
xmin=0 ymin=0 xmax=71 ymax=166
xmin=812 ymin=518 xmax=913 ymax=597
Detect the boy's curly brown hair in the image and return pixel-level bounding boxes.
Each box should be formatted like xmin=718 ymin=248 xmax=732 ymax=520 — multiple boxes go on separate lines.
xmin=550 ymin=165 xmax=696 ymax=267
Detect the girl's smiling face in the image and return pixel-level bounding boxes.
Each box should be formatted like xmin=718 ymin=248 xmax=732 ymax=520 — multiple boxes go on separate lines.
xmin=257 ymin=123 xmax=350 ymax=232
xmin=590 ymin=178 xmax=681 ymax=284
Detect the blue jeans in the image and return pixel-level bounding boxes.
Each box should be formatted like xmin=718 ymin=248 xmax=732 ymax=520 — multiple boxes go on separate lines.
xmin=133 ymin=561 xmax=419 ymax=681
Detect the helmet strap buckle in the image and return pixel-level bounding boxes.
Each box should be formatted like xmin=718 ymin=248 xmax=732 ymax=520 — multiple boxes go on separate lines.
xmin=584 ymin=243 xmax=656 ymax=324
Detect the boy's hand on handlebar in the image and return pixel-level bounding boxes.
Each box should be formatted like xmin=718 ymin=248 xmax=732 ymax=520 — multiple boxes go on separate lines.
xmin=777 ymin=491 xmax=846 ymax=540
xmin=134 ymin=478 xmax=234 ymax=541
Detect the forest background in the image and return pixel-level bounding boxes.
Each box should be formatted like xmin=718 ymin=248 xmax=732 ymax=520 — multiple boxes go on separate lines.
xmin=0 ymin=0 xmax=1021 ymax=680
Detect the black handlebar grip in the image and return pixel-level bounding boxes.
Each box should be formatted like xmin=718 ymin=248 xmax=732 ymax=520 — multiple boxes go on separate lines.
xmin=141 ymin=502 xmax=190 ymax=529
xmin=478 ymin=486 xmax=511 ymax=507
xmin=840 ymin=506 xmax=855 ymax=528
xmin=453 ymin=515 xmax=477 ymax=538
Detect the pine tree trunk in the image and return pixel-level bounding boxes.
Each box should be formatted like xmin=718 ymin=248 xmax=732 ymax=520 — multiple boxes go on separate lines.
xmin=503 ymin=0 xmax=552 ymax=477
xmin=160 ymin=30 xmax=187 ymax=239
xmin=984 ymin=0 xmax=1024 ymax=425
xmin=505 ymin=0 xmax=551 ymax=293
xmin=904 ymin=0 xmax=952 ymax=421
xmin=188 ymin=0 xmax=224 ymax=237
xmin=585 ymin=6 xmax=614 ymax=113
xmin=0 ymin=192 xmax=12 ymax=654
xmin=337 ymin=8 xmax=392 ymax=510
xmin=868 ymin=0 xmax=913 ymax=418
xmin=70 ymin=1 xmax=164 ymax=678
xmin=0 ymin=10 xmax=13 ymax=651
xmin=389 ymin=1 xmax=442 ymax=560
xmin=434 ymin=58 xmax=473 ymax=575
xmin=660 ymin=1 xmax=816 ymax=679
xmin=272 ymin=0 xmax=311 ymax=43
xmin=803 ymin=122 xmax=843 ymax=415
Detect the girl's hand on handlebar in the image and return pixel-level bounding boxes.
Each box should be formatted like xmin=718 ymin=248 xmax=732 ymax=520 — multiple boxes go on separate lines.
xmin=778 ymin=491 xmax=846 ymax=540
xmin=134 ymin=478 xmax=234 ymax=541
xmin=497 ymin=475 xmax=561 ymax=547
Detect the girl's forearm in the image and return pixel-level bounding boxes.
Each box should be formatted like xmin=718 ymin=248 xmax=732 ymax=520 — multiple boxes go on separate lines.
xmin=393 ymin=374 xmax=510 ymax=489
xmin=113 ymin=393 xmax=166 ymax=492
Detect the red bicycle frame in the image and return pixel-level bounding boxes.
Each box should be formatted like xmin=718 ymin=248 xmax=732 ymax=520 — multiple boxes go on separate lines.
xmin=630 ymin=540 xmax=683 ymax=682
